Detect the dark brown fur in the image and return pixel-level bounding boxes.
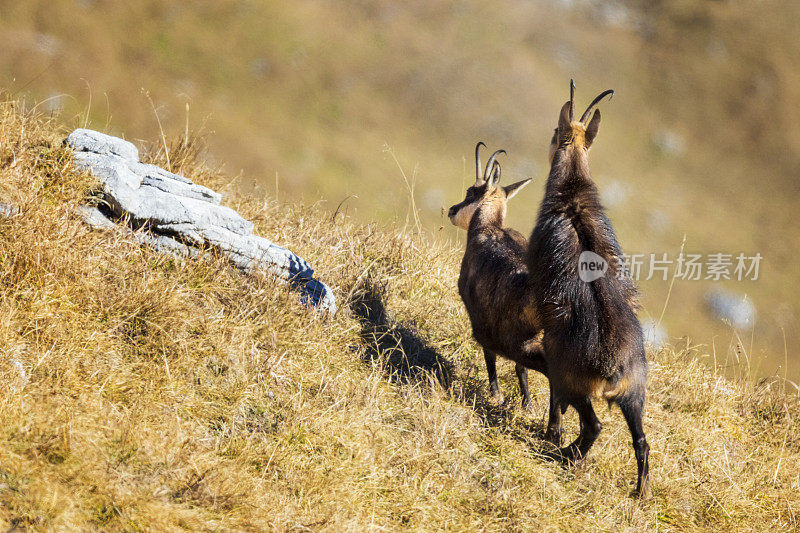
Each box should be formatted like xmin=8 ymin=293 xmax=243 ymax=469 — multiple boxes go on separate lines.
xmin=449 ymin=149 xmax=545 ymax=407
xmin=528 ymin=95 xmax=650 ymax=498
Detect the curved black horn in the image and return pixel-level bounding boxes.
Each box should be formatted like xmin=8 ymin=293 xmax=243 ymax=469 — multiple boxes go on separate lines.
xmin=579 ymin=89 xmax=615 ymax=124
xmin=569 ymin=78 xmax=575 ymax=122
xmin=475 ymin=141 xmax=486 ymax=183
xmin=483 ymin=149 xmax=506 ymax=181
xmin=490 ymin=160 xmax=501 ymax=183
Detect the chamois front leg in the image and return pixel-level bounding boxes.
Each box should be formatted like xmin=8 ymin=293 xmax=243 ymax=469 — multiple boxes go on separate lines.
xmin=483 ymin=349 xmax=503 ymax=402
xmin=515 ymin=340 xmax=547 ymax=411
xmin=514 ymin=364 xmax=533 ymax=410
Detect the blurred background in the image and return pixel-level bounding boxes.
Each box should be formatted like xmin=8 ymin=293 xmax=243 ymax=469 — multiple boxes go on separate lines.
xmin=1 ymin=0 xmax=798 ymax=379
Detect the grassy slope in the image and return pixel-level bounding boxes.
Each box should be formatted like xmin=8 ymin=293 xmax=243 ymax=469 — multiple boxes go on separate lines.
xmin=1 ymin=0 xmax=799 ymax=377
xmin=1 ymin=103 xmax=798 ymax=530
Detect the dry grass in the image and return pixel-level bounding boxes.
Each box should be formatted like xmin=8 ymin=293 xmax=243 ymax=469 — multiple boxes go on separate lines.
xmin=4 ymin=0 xmax=800 ymax=377
xmin=0 ymin=101 xmax=798 ymax=531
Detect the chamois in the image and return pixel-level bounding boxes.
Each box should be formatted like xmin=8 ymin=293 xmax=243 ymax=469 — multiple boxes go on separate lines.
xmin=448 ymin=143 xmax=546 ymax=408
xmin=528 ymin=82 xmax=650 ymax=498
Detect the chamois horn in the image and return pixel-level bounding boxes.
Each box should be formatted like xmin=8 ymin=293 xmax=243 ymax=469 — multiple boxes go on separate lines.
xmin=579 ymin=89 xmax=615 ymax=124
xmin=569 ymin=78 xmax=575 ymax=122
xmin=489 ymin=160 xmax=501 ymax=183
xmin=483 ymin=149 xmax=506 ymax=181
xmin=475 ymin=141 xmax=486 ymax=184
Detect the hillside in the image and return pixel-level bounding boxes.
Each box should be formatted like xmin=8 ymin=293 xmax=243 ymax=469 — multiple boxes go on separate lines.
xmin=2 ymin=0 xmax=798 ymax=378
xmin=1 ymin=101 xmax=798 ymax=530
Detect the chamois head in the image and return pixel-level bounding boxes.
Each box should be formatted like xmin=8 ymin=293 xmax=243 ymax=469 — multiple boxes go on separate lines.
xmin=448 ymin=142 xmax=532 ymax=231
xmin=548 ymin=79 xmax=614 ymax=164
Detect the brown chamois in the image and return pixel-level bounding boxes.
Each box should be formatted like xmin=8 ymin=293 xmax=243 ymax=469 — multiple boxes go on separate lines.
xmin=448 ymin=143 xmax=546 ymax=408
xmin=528 ymin=82 xmax=650 ymax=498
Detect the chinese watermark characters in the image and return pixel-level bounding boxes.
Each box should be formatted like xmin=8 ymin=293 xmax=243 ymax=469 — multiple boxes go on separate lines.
xmin=578 ymin=252 xmax=762 ymax=282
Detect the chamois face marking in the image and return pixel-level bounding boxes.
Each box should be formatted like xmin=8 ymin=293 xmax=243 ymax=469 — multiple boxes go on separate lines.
xmin=448 ymin=143 xmax=531 ymax=231
xmin=448 ymin=185 xmax=484 ymax=230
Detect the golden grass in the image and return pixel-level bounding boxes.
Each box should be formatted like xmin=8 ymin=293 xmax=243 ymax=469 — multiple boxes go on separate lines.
xmin=0 ymin=101 xmax=798 ymax=531
xmin=4 ymin=0 xmax=800 ymax=377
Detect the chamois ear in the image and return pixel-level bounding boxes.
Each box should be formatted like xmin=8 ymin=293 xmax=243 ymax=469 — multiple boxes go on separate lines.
xmin=558 ymin=101 xmax=572 ymax=141
xmin=548 ymin=128 xmax=558 ymax=164
xmin=585 ymin=109 xmax=601 ymax=149
xmin=503 ymin=178 xmax=532 ymax=200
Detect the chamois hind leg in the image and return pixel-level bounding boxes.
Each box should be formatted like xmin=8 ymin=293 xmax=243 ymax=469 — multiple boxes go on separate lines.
xmin=618 ymin=388 xmax=651 ymax=499
xmin=514 ymin=364 xmax=533 ymax=410
xmin=483 ymin=349 xmax=502 ymax=401
xmin=558 ymin=396 xmax=602 ymax=463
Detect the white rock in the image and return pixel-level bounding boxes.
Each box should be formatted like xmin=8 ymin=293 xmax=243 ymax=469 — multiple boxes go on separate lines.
xmin=68 ymin=128 xmax=139 ymax=162
xmin=66 ymin=129 xmax=335 ymax=312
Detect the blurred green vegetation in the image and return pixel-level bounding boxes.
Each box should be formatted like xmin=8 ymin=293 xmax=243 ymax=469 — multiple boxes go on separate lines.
xmin=1 ymin=0 xmax=798 ymax=378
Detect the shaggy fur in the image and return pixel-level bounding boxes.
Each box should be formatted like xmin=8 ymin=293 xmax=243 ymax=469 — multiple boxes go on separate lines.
xmin=449 ymin=147 xmax=543 ymax=407
xmin=528 ymin=96 xmax=651 ymax=498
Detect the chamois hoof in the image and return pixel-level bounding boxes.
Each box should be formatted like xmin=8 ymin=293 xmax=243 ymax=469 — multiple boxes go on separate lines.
xmin=632 ymin=483 xmax=651 ymax=501
xmin=544 ymin=444 xmax=583 ymax=465
xmin=542 ymin=448 xmax=569 ymax=465
xmin=543 ymin=430 xmax=562 ymax=448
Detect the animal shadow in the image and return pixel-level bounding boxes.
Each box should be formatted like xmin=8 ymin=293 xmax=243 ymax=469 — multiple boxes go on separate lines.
xmin=348 ymin=277 xmax=553 ymax=455
xmin=349 ymin=278 xmax=453 ymax=389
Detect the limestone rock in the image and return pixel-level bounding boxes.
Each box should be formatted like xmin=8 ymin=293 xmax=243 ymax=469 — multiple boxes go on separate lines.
xmin=66 ymin=129 xmax=336 ymax=312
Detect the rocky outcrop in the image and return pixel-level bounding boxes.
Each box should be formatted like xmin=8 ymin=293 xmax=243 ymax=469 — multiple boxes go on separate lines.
xmin=66 ymin=128 xmax=336 ymax=312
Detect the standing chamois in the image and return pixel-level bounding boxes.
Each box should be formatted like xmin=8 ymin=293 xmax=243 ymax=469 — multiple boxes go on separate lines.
xmin=528 ymin=82 xmax=650 ymax=498
xmin=448 ymin=143 xmax=546 ymax=408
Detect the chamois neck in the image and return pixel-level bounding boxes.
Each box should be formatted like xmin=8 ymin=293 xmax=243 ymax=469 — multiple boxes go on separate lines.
xmin=467 ymin=198 xmax=506 ymax=235
xmin=547 ymin=145 xmax=594 ymax=194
